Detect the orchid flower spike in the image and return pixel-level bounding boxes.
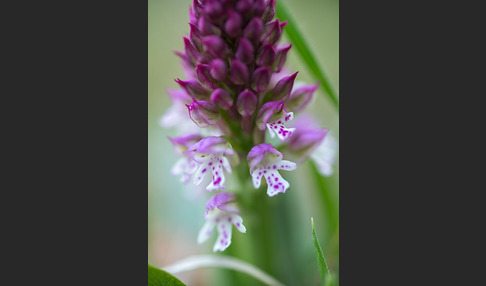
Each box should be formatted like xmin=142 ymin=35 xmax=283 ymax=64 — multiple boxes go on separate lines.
xmin=186 ymin=136 xmax=234 ymax=191
xmin=198 ymin=192 xmax=246 ymax=252
xmin=247 ymin=143 xmax=296 ymax=197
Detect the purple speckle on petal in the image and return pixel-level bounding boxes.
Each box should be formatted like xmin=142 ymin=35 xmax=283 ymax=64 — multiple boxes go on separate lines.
xmin=228 ymin=217 xmax=232 ymax=222
xmin=202 ymin=168 xmax=206 ymax=173
xmin=273 ymin=165 xmax=276 ymax=169
xmin=236 ymin=223 xmax=240 ymax=227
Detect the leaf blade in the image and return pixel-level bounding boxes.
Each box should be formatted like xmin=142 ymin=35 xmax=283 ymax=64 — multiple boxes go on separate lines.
xmin=148 ymin=264 xmax=186 ymax=286
xmin=311 ymin=217 xmax=331 ymax=286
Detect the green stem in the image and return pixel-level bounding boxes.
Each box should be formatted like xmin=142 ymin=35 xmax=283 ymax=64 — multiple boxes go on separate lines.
xmin=276 ymin=0 xmax=339 ymax=111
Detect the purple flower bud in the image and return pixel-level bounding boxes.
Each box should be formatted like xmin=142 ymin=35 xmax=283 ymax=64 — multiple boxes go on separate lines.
xmin=210 ymin=88 xmax=233 ymax=110
xmin=230 ymin=59 xmax=249 ymax=85
xmin=285 ymin=83 xmax=319 ymax=112
xmin=271 ymin=72 xmax=298 ymax=101
xmin=204 ymin=0 xmax=223 ymax=18
xmin=251 ymin=67 xmax=271 ymax=92
xmin=243 ymin=17 xmax=263 ymax=45
xmin=247 ymin=143 xmax=283 ymax=173
xmin=236 ymin=90 xmax=257 ymax=116
xmin=183 ymin=37 xmax=199 ymax=67
xmin=210 ymin=59 xmax=228 ymax=81
xmin=273 ymin=44 xmax=292 ymax=73
xmin=189 ymin=23 xmax=204 ymax=51
xmin=202 ymin=36 xmax=227 ymax=58
xmin=261 ymin=19 xmax=283 ymax=45
xmin=235 ymin=38 xmax=254 ymax=64
xmin=195 ymin=64 xmax=216 ymax=89
xmin=262 ymin=0 xmax=276 ymax=23
xmin=175 ymin=78 xmax=210 ymax=100
xmin=198 ymin=16 xmax=221 ymax=36
xmin=236 ymin=0 xmax=253 ymax=13
xmin=256 ymin=43 xmax=276 ymax=67
xmin=192 ymin=0 xmax=203 ymax=19
xmin=225 ymin=10 xmax=242 ymax=38
xmin=256 ymin=101 xmax=287 ymax=130
xmin=252 ymin=0 xmax=265 ymax=18
xmin=189 ymin=7 xmax=198 ymax=25
xmin=186 ymin=100 xmax=220 ymax=127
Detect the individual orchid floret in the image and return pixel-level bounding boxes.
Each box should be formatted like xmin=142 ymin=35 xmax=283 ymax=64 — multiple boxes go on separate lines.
xmin=168 ymin=134 xmax=203 ymax=184
xmin=256 ymin=101 xmax=295 ymax=141
xmin=311 ymin=133 xmax=337 ymax=177
xmin=187 ymin=136 xmax=234 ymax=191
xmin=284 ymin=82 xmax=319 ymax=113
xmin=247 ymin=143 xmax=296 ymax=197
xmin=286 ymin=116 xmax=328 ymax=163
xmin=186 ymin=99 xmax=220 ymax=128
xmin=159 ymin=89 xmax=200 ymax=135
xmin=198 ymin=192 xmax=246 ymax=252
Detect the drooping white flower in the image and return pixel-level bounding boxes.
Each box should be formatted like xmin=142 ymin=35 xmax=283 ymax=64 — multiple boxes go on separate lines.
xmin=186 ymin=136 xmax=234 ymax=191
xmin=198 ymin=193 xmax=246 ymax=252
xmin=247 ymin=143 xmax=296 ymax=197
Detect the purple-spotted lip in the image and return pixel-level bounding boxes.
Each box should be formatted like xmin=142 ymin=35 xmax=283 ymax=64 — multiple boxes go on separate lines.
xmin=247 ymin=143 xmax=283 ymax=173
xmin=206 ymin=192 xmax=237 ymax=214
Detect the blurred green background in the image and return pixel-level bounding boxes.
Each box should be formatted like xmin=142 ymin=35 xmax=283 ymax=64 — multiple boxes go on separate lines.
xmin=148 ymin=0 xmax=338 ymax=285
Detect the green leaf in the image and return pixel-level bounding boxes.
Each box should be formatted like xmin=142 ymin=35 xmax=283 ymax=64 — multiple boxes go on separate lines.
xmin=148 ymin=264 xmax=186 ymax=286
xmin=311 ymin=218 xmax=332 ymax=286
xmin=276 ymin=0 xmax=339 ymax=111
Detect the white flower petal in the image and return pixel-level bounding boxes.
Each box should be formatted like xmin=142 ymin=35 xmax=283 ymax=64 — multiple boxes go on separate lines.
xmin=221 ymin=156 xmax=232 ymax=173
xmin=197 ymin=219 xmax=216 ymax=244
xmin=251 ymin=166 xmax=264 ymax=189
xmin=264 ymin=170 xmax=290 ymax=197
xmin=230 ymin=214 xmax=246 ymax=233
xmin=170 ymin=157 xmax=187 ymax=176
xmin=194 ymin=160 xmax=210 ymax=185
xmin=277 ymin=160 xmax=297 ymax=171
xmin=212 ymin=220 xmax=232 ymax=252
